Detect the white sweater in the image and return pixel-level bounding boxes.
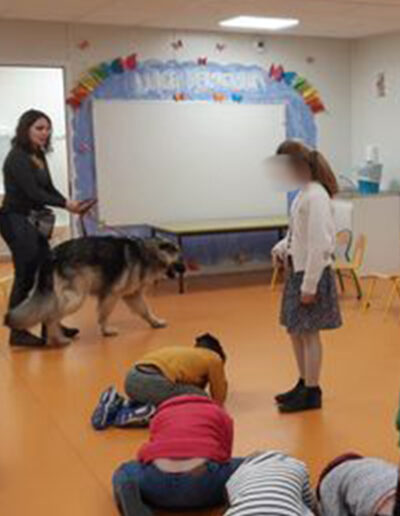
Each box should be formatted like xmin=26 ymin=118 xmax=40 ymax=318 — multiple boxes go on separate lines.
xmin=273 ymin=182 xmax=336 ymax=295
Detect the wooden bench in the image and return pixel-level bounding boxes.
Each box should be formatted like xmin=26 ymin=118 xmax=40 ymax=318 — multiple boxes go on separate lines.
xmin=151 ymin=216 xmax=289 ymax=293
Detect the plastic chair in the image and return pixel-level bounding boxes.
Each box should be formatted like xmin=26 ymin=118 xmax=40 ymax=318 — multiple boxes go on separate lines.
xmin=335 ymin=229 xmax=353 ymax=293
xmin=0 ymin=274 xmax=13 ymax=313
xmin=363 ymin=273 xmax=400 ymax=316
xmin=270 ymin=260 xmax=282 ymax=290
xmin=334 ymin=234 xmax=366 ymax=300
xmin=335 ymin=229 xmax=353 ymax=262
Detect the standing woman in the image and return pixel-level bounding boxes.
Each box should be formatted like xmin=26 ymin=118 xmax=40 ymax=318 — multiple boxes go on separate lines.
xmin=0 ymin=110 xmax=83 ymax=348
xmin=272 ymin=140 xmax=342 ymax=413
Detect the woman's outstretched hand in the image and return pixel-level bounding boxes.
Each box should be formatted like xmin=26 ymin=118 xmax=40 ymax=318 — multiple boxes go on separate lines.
xmin=66 ymin=200 xmax=84 ymax=214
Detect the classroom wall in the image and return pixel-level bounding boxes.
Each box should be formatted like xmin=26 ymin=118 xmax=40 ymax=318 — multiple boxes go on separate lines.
xmin=351 ymin=33 xmax=400 ymax=189
xmin=0 ymin=67 xmax=69 ymax=226
xmin=0 ymin=19 xmax=352 ymax=175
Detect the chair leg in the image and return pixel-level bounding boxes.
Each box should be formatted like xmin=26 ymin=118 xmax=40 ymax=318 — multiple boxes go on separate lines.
xmin=363 ymin=277 xmax=377 ymax=312
xmin=384 ymin=281 xmax=398 ymax=319
xmin=0 ymin=283 xmax=7 ymax=308
xmin=350 ymin=269 xmax=363 ymax=300
xmin=336 ymin=270 xmax=345 ymax=293
xmin=270 ymin=266 xmax=280 ymax=290
xmin=395 ymin=281 xmax=400 ymax=316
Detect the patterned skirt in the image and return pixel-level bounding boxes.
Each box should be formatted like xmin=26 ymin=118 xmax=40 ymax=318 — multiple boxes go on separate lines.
xmin=280 ymin=267 xmax=342 ymax=335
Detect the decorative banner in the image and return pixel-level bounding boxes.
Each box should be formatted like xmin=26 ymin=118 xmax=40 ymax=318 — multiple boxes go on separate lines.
xmin=68 ymin=54 xmax=326 ymax=116
xmin=269 ymin=63 xmax=326 ymax=114
xmin=67 ymin=53 xmax=137 ymax=108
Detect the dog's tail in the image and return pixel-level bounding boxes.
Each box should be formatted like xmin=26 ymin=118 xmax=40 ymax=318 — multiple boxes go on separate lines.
xmin=5 ymin=253 xmax=58 ymax=330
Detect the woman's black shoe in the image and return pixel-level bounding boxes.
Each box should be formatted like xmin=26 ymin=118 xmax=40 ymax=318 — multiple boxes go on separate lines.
xmin=42 ymin=325 xmax=80 ymax=340
xmin=278 ymin=386 xmax=322 ymax=413
xmin=9 ymin=329 xmax=46 ymax=348
xmin=275 ymin=378 xmax=305 ymax=404
xmin=61 ymin=326 xmax=80 ymax=339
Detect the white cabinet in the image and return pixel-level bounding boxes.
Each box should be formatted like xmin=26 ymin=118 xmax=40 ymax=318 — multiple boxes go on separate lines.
xmin=334 ymin=194 xmax=400 ymax=275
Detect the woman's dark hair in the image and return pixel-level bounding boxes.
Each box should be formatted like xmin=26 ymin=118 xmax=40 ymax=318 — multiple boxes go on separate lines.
xmin=12 ymin=109 xmax=52 ymax=154
xmin=195 ymin=333 xmax=226 ymax=362
xmin=276 ymin=140 xmax=339 ymax=198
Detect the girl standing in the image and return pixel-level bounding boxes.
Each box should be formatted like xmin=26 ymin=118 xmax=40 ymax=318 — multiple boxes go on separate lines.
xmin=272 ymin=140 xmax=342 ymax=413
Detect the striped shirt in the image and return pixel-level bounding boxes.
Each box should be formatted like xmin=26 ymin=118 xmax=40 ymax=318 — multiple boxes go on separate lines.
xmin=224 ymin=451 xmax=316 ymax=516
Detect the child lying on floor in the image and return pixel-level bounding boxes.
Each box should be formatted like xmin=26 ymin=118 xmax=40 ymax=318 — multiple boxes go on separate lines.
xmin=317 ymin=453 xmax=397 ymax=516
xmin=112 ymin=394 xmax=243 ymax=516
xmin=91 ymin=333 xmax=227 ymax=429
xmin=224 ymin=451 xmax=316 ymax=515
xmin=125 ymin=332 xmax=227 ymax=405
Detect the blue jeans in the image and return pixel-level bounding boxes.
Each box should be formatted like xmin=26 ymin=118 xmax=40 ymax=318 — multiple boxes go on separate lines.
xmin=112 ymin=459 xmax=243 ymax=514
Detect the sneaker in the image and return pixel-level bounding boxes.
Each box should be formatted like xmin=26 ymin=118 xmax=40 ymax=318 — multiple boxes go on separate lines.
xmin=278 ymin=386 xmax=322 ymax=414
xmin=9 ymin=329 xmax=46 ymax=348
xmin=275 ymin=378 xmax=305 ymax=404
xmin=114 ymin=402 xmax=156 ymax=428
xmin=91 ymin=387 xmax=125 ymax=430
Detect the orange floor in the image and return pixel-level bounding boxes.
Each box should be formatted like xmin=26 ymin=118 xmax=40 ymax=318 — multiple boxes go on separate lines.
xmin=1 ymin=272 xmax=400 ymax=516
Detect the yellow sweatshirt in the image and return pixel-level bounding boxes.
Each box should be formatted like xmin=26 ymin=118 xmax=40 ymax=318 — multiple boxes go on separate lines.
xmin=137 ymin=346 xmax=227 ymax=405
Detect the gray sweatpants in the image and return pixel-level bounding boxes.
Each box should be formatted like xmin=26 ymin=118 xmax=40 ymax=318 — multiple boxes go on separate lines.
xmin=124 ymin=367 xmax=207 ymax=406
xmin=319 ymin=457 xmax=397 ymax=516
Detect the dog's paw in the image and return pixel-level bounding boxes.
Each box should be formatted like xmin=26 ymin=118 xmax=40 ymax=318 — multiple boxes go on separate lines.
xmin=150 ymin=319 xmax=167 ymax=329
xmin=101 ymin=326 xmax=119 ymax=337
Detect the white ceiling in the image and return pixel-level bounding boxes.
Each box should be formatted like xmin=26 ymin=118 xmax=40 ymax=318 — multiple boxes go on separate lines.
xmin=1 ymin=0 xmax=400 ymax=39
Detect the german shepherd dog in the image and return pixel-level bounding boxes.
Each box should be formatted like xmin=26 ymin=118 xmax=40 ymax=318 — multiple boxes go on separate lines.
xmin=5 ymin=236 xmax=184 ymax=346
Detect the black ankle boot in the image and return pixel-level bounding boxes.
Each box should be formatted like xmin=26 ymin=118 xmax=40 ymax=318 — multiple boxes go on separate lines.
xmin=9 ymin=329 xmax=46 ymax=348
xmin=275 ymin=378 xmax=305 ymax=404
xmin=278 ymin=386 xmax=322 ymax=413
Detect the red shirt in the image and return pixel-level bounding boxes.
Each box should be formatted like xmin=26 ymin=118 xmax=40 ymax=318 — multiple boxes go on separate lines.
xmin=137 ymin=395 xmax=233 ymax=464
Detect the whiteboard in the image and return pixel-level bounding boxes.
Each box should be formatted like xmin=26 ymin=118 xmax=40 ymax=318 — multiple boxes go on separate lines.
xmin=93 ymin=100 xmax=286 ymax=226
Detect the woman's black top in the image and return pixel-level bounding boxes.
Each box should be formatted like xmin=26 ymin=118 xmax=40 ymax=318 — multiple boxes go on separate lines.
xmin=2 ymin=146 xmax=66 ymax=215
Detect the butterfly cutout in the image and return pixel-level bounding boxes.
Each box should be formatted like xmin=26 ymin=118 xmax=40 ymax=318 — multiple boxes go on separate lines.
xmin=125 ymin=53 xmax=138 ymax=70
xmin=198 ymin=57 xmax=208 ymax=66
xmin=269 ymin=64 xmax=284 ymax=81
xmin=78 ymin=142 xmax=92 ymax=153
xmin=66 ymin=96 xmax=82 ymax=109
xmin=216 ymin=43 xmax=226 ymax=52
xmin=174 ymin=93 xmax=186 ymax=101
xmin=213 ymin=93 xmax=226 ymax=102
xmin=171 ymin=40 xmax=183 ymax=50
xmin=77 ymin=40 xmax=90 ymax=51
xmin=232 ymin=93 xmax=243 ymax=103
